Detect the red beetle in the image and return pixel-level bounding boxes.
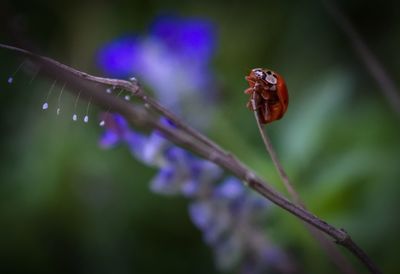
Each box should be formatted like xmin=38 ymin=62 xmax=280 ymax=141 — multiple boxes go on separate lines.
xmin=244 ymin=68 xmax=289 ymax=124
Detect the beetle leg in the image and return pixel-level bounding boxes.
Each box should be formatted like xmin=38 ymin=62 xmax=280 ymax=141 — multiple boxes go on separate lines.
xmin=246 ymin=100 xmax=252 ymax=110
xmin=247 ymin=99 xmax=261 ymax=111
xmin=247 ymin=98 xmax=259 ymax=111
xmin=245 ymin=77 xmax=256 ymax=86
xmin=247 ymin=92 xmax=269 ymax=124
xmin=244 ymin=87 xmax=253 ymax=94
xmin=245 ymin=76 xmax=256 ymax=83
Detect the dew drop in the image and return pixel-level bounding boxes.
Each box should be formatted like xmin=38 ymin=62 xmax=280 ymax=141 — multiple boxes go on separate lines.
xmin=56 ymin=108 xmax=61 ymax=115
xmin=7 ymin=77 xmax=13 ymax=84
xmin=42 ymin=102 xmax=49 ymax=110
xmin=83 ymin=115 xmax=89 ymax=123
xmin=99 ymin=120 xmax=105 ymax=127
xmin=124 ymin=95 xmax=130 ymax=101
xmin=72 ymin=114 xmax=78 ymax=121
xmin=106 ymin=88 xmax=112 ymax=94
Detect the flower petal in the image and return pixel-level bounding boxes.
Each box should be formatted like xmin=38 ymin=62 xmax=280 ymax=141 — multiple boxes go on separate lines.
xmin=97 ymin=36 xmax=141 ymax=77
xmin=214 ymin=177 xmax=245 ymax=200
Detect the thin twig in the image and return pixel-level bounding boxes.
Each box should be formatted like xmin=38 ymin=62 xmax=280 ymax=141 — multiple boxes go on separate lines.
xmin=0 ymin=43 xmax=381 ymax=274
xmin=250 ymin=97 xmax=357 ymax=274
xmin=323 ymin=0 xmax=400 ymax=116
xmin=0 ymin=43 xmax=226 ymax=155
xmin=143 ymin=96 xmax=228 ymax=155
xmin=251 ymin=101 xmax=300 ymax=203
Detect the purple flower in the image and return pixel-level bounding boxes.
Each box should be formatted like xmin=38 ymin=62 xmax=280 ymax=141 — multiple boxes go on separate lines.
xmin=188 ymin=177 xmax=284 ymax=272
xmin=150 ymin=165 xmax=181 ymax=194
xmin=214 ymin=177 xmax=245 ymax=200
xmin=99 ymin=115 xmax=223 ymax=197
xmin=150 ymin=147 xmax=223 ymax=197
xmin=98 ymin=113 xmax=146 ymax=160
xmin=189 ymin=201 xmax=213 ymax=231
xmin=100 ymin=114 xmax=291 ymax=273
xmin=98 ymin=113 xmax=131 ymax=148
xmin=97 ymin=15 xmax=217 ymax=128
xmin=150 ymin=147 xmax=192 ymax=195
xmin=181 ymin=160 xmax=222 ymax=197
xmin=99 ymin=130 xmax=120 ymax=148
xmin=98 ymin=15 xmax=291 ymax=274
xmin=97 ymin=37 xmax=141 ymax=77
xmin=150 ymin=15 xmax=216 ymax=64
xmin=141 ymin=131 xmax=169 ymax=165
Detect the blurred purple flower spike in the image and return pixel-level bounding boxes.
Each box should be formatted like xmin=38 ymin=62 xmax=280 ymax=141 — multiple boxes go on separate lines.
xmin=150 ymin=146 xmax=223 ymax=197
xmin=98 ymin=15 xmax=292 ymax=274
xmin=181 ymin=160 xmax=222 ymax=197
xmin=99 ymin=113 xmax=131 ymax=148
xmin=150 ymin=147 xmax=192 ymax=194
xmin=99 ymin=130 xmax=119 ymax=148
xmin=98 ymin=113 xmax=146 ymax=160
xmin=97 ymin=37 xmax=141 ymax=77
xmin=99 ymin=114 xmax=291 ymax=273
xmin=97 ymin=15 xmax=217 ymax=128
xmin=150 ymin=15 xmax=216 ymax=64
xmin=188 ymin=177 xmax=289 ymax=273
xmin=214 ymin=177 xmax=245 ymax=200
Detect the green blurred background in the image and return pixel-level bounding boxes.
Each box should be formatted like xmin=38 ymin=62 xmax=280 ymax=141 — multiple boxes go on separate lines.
xmin=0 ymin=0 xmax=399 ymax=273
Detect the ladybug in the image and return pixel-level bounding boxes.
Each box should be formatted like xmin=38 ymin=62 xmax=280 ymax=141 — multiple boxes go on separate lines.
xmin=244 ymin=68 xmax=289 ymax=124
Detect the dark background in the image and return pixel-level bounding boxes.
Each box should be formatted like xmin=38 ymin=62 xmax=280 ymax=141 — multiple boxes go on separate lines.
xmin=0 ymin=0 xmax=399 ymax=273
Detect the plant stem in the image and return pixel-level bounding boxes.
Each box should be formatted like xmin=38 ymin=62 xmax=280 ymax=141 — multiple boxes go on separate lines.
xmin=0 ymin=43 xmax=382 ymax=274
xmin=250 ymin=98 xmax=357 ymax=274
